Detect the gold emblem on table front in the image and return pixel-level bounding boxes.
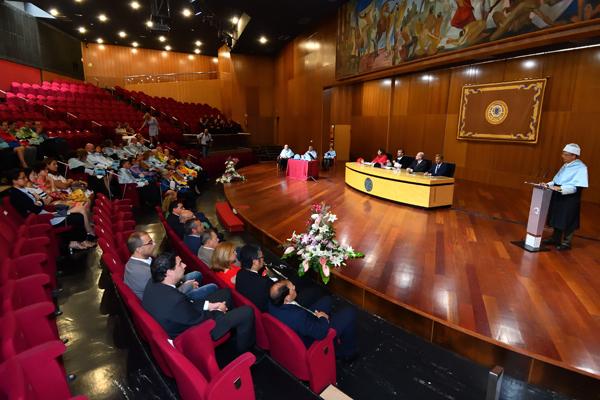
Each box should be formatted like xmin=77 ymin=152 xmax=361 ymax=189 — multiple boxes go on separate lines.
xmin=485 ymin=100 xmax=508 ymax=125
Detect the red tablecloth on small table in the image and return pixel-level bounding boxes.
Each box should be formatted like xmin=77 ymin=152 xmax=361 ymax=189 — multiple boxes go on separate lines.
xmin=286 ymin=159 xmax=319 ymax=180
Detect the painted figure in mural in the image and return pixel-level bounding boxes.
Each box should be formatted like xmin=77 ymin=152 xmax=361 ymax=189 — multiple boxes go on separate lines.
xmin=491 ymin=0 xmax=558 ymax=41
xmin=357 ymin=0 xmax=377 ymax=55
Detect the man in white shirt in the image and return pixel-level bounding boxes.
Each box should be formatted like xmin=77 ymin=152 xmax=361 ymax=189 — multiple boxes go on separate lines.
xmin=278 ymin=144 xmax=294 ymax=169
xmin=323 ymin=144 xmax=336 ymax=170
xmin=197 ymin=128 xmax=213 ymax=158
xmin=302 ymin=145 xmax=318 ymax=161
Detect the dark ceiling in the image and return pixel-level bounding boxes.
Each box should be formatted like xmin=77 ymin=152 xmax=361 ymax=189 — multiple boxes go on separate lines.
xmin=28 ymin=0 xmax=345 ymax=56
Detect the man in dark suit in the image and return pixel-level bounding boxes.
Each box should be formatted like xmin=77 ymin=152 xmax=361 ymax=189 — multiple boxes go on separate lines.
xmin=425 ymin=154 xmax=451 ymax=177
xmin=183 ymin=218 xmax=204 ymax=255
xmin=268 ymin=280 xmax=358 ymax=360
xmin=168 ymin=201 xmax=222 ymax=240
xmin=406 ymin=151 xmax=429 ymax=173
xmin=143 ymin=252 xmax=255 ymax=353
xmin=393 ymin=149 xmax=414 ymax=169
xmin=235 ymin=245 xmax=274 ymax=312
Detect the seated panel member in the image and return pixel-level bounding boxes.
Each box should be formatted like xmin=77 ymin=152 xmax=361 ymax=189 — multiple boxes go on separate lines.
xmin=371 ymin=148 xmax=389 ymax=166
xmin=406 ymin=152 xmax=428 ymax=173
xmin=278 ymin=144 xmax=294 ymax=169
xmin=302 ymin=145 xmax=318 ymax=161
xmin=322 ymin=145 xmax=336 ymax=170
xmin=425 ymin=154 xmax=451 ymax=177
xmin=143 ymin=252 xmax=255 ymax=352
xmin=268 ymin=280 xmax=358 ymax=360
xmin=393 ymin=149 xmax=413 ymax=169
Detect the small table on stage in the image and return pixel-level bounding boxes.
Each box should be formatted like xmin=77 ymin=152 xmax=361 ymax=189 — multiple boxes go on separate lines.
xmin=286 ymin=159 xmax=319 ymax=180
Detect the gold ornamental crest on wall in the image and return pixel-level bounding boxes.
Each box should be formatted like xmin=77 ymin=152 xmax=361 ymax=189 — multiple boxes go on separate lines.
xmin=485 ymin=100 xmax=508 ymax=125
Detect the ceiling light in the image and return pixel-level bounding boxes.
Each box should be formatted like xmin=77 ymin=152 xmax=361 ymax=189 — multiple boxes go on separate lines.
xmin=96 ymin=38 xmax=104 ymax=44
xmin=259 ymin=36 xmax=268 ymax=44
xmin=523 ymin=60 xmax=537 ymax=69
xmin=188 ymin=55 xmax=194 ymax=60
xmin=182 ymin=8 xmax=192 ymax=17
xmin=130 ymin=1 xmax=141 ymax=10
xmin=212 ymin=57 xmax=218 ymax=64
xmin=132 ymin=41 xmax=139 ymax=47
xmin=98 ymin=14 xmax=108 ymax=22
xmin=165 ymin=45 xmax=172 ymax=51
xmin=78 ymin=26 xmax=87 ymax=34
xmin=118 ymin=31 xmax=127 ymax=38
xmin=49 ymin=8 xmax=59 ymax=16
xmin=194 ymin=40 xmax=202 ymax=46
xmin=158 ymin=36 xmax=166 ymax=42
xmin=421 ymin=74 xmax=434 ymax=82
xmin=194 ymin=48 xmax=201 ymax=54
xmin=231 ymin=16 xmax=239 ymax=24
xmin=75 ymin=0 xmax=83 ymax=3
xmin=146 ymin=20 xmax=153 ymax=28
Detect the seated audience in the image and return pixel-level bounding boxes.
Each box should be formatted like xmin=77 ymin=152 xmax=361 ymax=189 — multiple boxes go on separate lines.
xmin=302 ymin=145 xmax=318 ymax=161
xmin=9 ymin=169 xmax=93 ymax=250
xmin=406 ymin=152 xmax=429 ymax=173
xmin=124 ymin=231 xmax=217 ymax=302
xmin=278 ymin=144 xmax=294 ymax=169
xmin=269 ymin=280 xmax=358 ymax=360
xmin=211 ymin=242 xmax=241 ymax=288
xmin=425 ymin=154 xmax=451 ymax=177
xmin=183 ymin=218 xmax=205 ymax=255
xmin=0 ymin=121 xmax=36 ymax=168
xmin=371 ymin=148 xmax=389 ymax=166
xmin=235 ymin=245 xmax=274 ymax=312
xmin=197 ymin=230 xmax=219 ymax=266
xmin=143 ymin=252 xmax=255 ymax=353
xmin=393 ymin=149 xmax=413 ymax=169
xmin=322 ymin=145 xmax=336 ymax=170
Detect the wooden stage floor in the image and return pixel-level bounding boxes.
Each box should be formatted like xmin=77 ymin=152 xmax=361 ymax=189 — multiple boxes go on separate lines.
xmin=223 ymin=162 xmax=600 ymax=391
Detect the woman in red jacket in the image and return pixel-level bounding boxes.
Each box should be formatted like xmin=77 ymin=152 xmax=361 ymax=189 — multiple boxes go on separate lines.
xmin=371 ymin=148 xmax=389 ymax=166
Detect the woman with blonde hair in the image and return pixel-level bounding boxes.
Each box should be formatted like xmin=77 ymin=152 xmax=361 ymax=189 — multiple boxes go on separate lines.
xmin=210 ymin=242 xmax=240 ymax=288
xmin=139 ymin=112 xmax=159 ymax=146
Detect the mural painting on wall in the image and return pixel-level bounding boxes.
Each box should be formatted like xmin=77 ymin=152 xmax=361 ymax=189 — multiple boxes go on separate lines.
xmin=336 ymin=0 xmax=600 ymax=77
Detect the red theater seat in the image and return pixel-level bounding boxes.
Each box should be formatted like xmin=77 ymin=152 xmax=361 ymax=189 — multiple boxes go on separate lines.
xmin=215 ymin=202 xmax=244 ymax=233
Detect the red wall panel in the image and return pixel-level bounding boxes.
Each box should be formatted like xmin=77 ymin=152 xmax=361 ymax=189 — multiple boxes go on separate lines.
xmin=0 ymin=59 xmax=41 ymax=91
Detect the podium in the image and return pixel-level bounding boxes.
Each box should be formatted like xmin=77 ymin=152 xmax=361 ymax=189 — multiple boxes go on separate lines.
xmin=512 ymin=184 xmax=552 ymax=252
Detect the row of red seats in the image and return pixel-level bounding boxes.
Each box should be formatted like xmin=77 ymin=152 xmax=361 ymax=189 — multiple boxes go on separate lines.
xmin=0 ymin=198 xmax=86 ymax=399
xmin=95 ymin=195 xmax=256 ymax=400
xmin=11 ymin=81 xmax=109 ymax=100
xmin=156 ymin=207 xmax=337 ymax=394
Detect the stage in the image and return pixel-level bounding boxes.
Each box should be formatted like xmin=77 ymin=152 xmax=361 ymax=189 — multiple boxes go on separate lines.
xmin=223 ymin=162 xmax=600 ymax=396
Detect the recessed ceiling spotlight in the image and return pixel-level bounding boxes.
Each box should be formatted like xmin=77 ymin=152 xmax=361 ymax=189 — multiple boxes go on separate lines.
xmin=158 ymin=35 xmax=166 ymax=42
xmin=231 ymin=16 xmax=239 ymax=24
xmin=523 ymin=60 xmax=537 ymax=69
xmin=132 ymin=41 xmax=139 ymax=47
xmin=78 ymin=26 xmax=87 ymax=34
xmin=165 ymin=45 xmax=172 ymax=51
xmin=96 ymin=38 xmax=104 ymax=44
xmin=75 ymin=0 xmax=83 ymax=3
xmin=259 ymin=36 xmax=268 ymax=44
xmin=212 ymin=57 xmax=218 ymax=64
xmin=49 ymin=8 xmax=59 ymax=16
xmin=146 ymin=20 xmax=153 ymax=28
xmin=194 ymin=48 xmax=201 ymax=54
xmin=182 ymin=8 xmax=192 ymax=17
xmin=130 ymin=1 xmax=141 ymax=10
xmin=118 ymin=31 xmax=127 ymax=38
xmin=194 ymin=40 xmax=202 ymax=47
xmin=98 ymin=13 xmax=108 ymax=22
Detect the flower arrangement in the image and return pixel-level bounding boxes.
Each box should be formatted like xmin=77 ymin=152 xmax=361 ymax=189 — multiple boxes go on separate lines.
xmin=282 ymin=202 xmax=364 ymax=284
xmin=216 ymin=157 xmax=246 ymax=183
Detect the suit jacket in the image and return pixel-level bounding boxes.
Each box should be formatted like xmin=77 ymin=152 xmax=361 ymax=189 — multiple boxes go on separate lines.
xmin=143 ymin=281 xmax=213 ymax=338
xmin=408 ymin=159 xmax=429 ymax=173
xmin=428 ymin=162 xmax=451 ymax=177
xmin=197 ymin=246 xmax=214 ymax=266
xmin=184 ymin=235 xmax=202 ymax=255
xmin=167 ymin=213 xmax=185 ymax=238
xmin=395 ymin=156 xmax=414 ymax=168
xmin=235 ymin=268 xmax=274 ymax=312
xmin=124 ymin=258 xmax=153 ymax=300
xmin=268 ymin=302 xmax=329 ymax=348
xmin=9 ymin=187 xmax=43 ymax=218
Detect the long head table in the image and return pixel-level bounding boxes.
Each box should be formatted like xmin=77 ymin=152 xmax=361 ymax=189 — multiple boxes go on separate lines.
xmin=344 ymin=162 xmax=454 ymax=208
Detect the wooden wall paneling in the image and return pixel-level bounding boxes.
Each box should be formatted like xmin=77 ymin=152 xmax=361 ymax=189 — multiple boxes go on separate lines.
xmin=322 ymin=88 xmax=332 ymax=153
xmin=124 ymin=80 xmax=223 ymax=109
xmin=41 ymin=70 xmax=82 ymax=83
xmin=330 ymin=85 xmax=353 ymax=124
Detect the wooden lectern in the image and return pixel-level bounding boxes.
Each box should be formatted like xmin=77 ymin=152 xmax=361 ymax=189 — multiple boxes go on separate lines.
xmin=513 ymin=184 xmax=553 ymax=252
